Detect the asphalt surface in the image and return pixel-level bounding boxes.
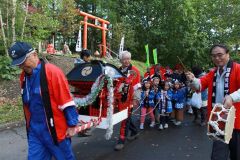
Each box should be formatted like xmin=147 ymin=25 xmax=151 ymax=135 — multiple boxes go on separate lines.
xmin=0 ymin=114 xmax=212 ymax=160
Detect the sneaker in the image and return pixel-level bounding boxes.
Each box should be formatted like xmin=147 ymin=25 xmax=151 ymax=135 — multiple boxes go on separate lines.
xmin=174 ymin=121 xmax=182 ymax=126
xmin=140 ymin=123 xmax=144 ymax=130
xmin=150 ymin=121 xmax=155 ymax=128
xmin=164 ymin=123 xmax=168 ymax=129
xmin=114 ymin=143 xmax=124 ymax=151
xmin=159 ymin=124 xmax=163 ymax=130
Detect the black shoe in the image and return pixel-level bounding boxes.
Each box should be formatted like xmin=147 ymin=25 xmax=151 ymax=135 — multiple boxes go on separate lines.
xmin=77 ymin=131 xmax=91 ymax=137
xmin=114 ymin=143 xmax=124 ymax=151
xmin=127 ymin=133 xmax=140 ymax=141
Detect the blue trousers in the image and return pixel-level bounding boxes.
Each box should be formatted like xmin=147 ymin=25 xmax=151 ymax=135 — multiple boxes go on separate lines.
xmin=28 ymin=130 xmax=75 ymax=160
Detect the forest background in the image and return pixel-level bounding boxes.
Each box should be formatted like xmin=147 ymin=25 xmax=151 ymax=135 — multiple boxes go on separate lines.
xmin=1 ymin=0 xmax=240 ymax=69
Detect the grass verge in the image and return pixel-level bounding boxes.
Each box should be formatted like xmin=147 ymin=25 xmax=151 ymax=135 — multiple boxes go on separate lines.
xmin=0 ymin=97 xmax=24 ymax=124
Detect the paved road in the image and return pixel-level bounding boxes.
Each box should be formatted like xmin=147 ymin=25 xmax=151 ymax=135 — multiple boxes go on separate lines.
xmin=0 ymin=114 xmax=212 ymax=160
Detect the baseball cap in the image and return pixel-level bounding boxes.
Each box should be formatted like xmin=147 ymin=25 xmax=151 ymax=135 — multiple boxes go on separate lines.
xmin=8 ymin=42 xmax=34 ymax=66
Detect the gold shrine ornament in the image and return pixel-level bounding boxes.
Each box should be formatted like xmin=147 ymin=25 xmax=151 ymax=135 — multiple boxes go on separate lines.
xmin=81 ymin=66 xmax=93 ymax=76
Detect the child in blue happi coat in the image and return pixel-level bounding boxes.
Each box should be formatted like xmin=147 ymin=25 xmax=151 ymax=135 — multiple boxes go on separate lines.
xmin=151 ymin=74 xmax=162 ymax=125
xmin=139 ymin=77 xmax=155 ymax=130
xmin=156 ymin=81 xmax=173 ymax=130
xmin=172 ymin=80 xmax=187 ymax=126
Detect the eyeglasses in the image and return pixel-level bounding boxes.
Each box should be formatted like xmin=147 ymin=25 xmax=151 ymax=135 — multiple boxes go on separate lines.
xmin=211 ymin=53 xmax=226 ymax=59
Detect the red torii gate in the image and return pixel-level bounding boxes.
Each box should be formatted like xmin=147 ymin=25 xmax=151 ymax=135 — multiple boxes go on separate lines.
xmin=78 ymin=10 xmax=110 ymax=57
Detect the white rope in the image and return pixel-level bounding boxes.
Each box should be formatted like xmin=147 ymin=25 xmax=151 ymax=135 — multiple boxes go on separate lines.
xmin=99 ymin=44 xmax=119 ymax=59
xmin=132 ymin=95 xmax=146 ymax=113
xmin=132 ymin=99 xmax=160 ymax=117
xmin=76 ymin=99 xmax=103 ymax=133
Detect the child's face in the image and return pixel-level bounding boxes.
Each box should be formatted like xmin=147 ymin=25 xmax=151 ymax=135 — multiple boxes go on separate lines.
xmin=83 ymin=56 xmax=91 ymax=62
xmin=174 ymin=83 xmax=180 ymax=89
xmin=164 ymin=83 xmax=170 ymax=90
xmin=153 ymin=78 xmax=160 ymax=86
xmin=166 ymin=77 xmax=172 ymax=82
xmin=144 ymin=82 xmax=151 ymax=89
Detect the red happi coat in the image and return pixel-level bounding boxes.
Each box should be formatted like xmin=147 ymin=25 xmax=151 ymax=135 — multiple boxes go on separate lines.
xmin=124 ymin=65 xmax=141 ymax=91
xmin=200 ymin=62 xmax=240 ymax=129
xmin=20 ymin=62 xmax=75 ymax=142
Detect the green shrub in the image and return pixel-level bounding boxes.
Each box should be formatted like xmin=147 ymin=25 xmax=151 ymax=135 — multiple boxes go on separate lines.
xmin=231 ymin=53 xmax=240 ymax=63
xmin=0 ymin=56 xmax=21 ymax=80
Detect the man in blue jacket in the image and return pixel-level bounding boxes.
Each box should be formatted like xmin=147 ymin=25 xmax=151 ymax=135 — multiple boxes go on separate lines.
xmin=9 ymin=41 xmax=79 ymax=160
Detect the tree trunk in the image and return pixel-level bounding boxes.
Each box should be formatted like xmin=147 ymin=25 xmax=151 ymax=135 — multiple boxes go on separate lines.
xmin=52 ymin=34 xmax=55 ymax=48
xmin=12 ymin=0 xmax=17 ymax=43
xmin=0 ymin=9 xmax=8 ymax=56
xmin=21 ymin=0 xmax=29 ymax=40
xmin=6 ymin=0 xmax=9 ymax=45
xmin=52 ymin=0 xmax=57 ymax=49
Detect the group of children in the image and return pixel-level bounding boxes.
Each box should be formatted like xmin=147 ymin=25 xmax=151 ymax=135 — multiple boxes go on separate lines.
xmin=138 ymin=65 xmax=208 ymax=130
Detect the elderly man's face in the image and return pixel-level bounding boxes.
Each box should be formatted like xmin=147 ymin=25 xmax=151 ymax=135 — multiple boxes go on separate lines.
xmin=211 ymin=47 xmax=229 ymax=67
xmin=121 ymin=56 xmax=131 ymax=67
xmin=18 ymin=52 xmax=38 ymax=74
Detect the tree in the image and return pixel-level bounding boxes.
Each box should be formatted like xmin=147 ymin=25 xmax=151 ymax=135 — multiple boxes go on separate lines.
xmin=21 ymin=0 xmax=29 ymax=40
xmin=0 ymin=9 xmax=8 ymax=56
xmin=0 ymin=0 xmax=240 ymax=67
xmin=12 ymin=0 xmax=17 ymax=43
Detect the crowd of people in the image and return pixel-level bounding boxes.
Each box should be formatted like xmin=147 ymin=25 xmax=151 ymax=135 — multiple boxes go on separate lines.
xmin=7 ymin=41 xmax=240 ymax=160
xmin=113 ymin=50 xmax=209 ymax=151
xmin=137 ymin=62 xmax=208 ymax=130
xmin=114 ymin=45 xmax=240 ymax=160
